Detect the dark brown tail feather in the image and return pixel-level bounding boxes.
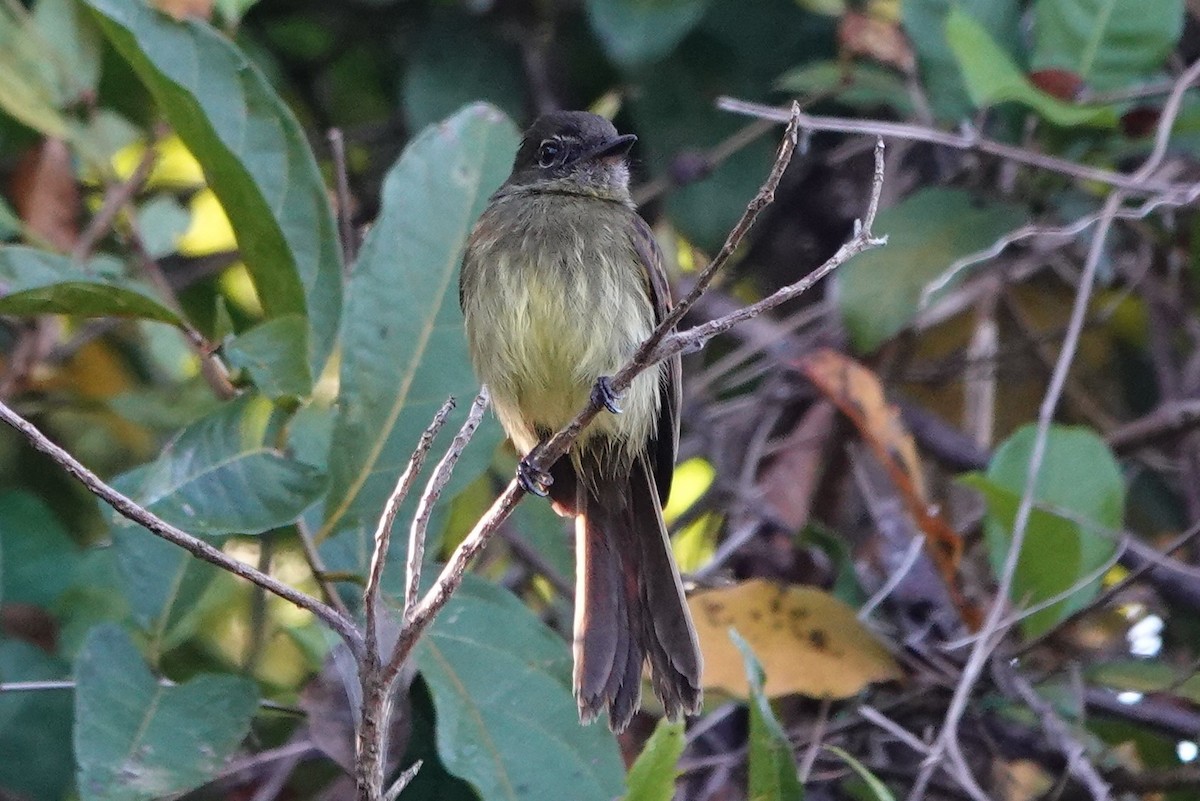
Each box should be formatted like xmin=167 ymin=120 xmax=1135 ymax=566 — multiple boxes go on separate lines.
xmin=573 ymin=452 xmax=702 ymax=732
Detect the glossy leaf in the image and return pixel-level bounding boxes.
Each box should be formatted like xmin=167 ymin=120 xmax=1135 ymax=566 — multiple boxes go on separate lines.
xmin=74 ymin=624 xmax=257 ymax=801
xmin=732 ymin=631 xmax=803 ymax=801
xmin=85 ymin=0 xmax=343 ymax=376
xmin=836 ymin=188 xmax=1024 ymax=352
xmin=624 ymin=719 xmax=686 ymax=801
xmin=1032 ymin=0 xmax=1183 ymax=91
xmin=319 ymin=104 xmax=514 ymax=565
xmin=224 ymin=314 xmax=312 ymax=400
xmin=946 ymin=8 xmax=1117 ymax=127
xmin=902 ymin=0 xmax=1021 ymax=120
xmin=0 ymin=246 xmax=182 ymax=324
xmin=110 ymin=395 xmax=324 ymax=646
xmin=963 ymin=425 xmax=1124 ymax=637
xmin=586 ymin=0 xmax=710 ymax=68
xmin=415 ymin=575 xmax=625 ymax=801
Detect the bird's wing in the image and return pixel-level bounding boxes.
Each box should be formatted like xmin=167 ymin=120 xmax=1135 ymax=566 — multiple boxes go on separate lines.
xmin=630 ymin=213 xmax=680 ymax=506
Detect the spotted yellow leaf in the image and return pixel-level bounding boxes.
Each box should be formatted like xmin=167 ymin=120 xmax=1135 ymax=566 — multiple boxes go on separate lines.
xmin=688 ymin=578 xmax=900 ymax=699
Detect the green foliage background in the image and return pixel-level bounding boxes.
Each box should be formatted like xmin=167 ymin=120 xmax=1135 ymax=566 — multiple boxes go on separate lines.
xmin=0 ymin=0 xmax=1196 ymax=799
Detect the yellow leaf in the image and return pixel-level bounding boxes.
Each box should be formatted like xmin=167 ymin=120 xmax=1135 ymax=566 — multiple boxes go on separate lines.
xmin=688 ymin=579 xmax=900 ymax=699
xmin=178 ymin=188 xmax=237 ymax=256
xmin=111 ymin=136 xmax=205 ymax=188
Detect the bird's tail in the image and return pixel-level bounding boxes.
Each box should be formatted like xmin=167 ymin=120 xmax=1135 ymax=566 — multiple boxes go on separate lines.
xmin=569 ymin=452 xmax=702 ymax=732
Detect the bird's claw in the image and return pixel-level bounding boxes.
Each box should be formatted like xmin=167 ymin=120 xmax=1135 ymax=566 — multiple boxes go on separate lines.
xmin=593 ymin=376 xmax=623 ymax=415
xmin=517 ymin=457 xmax=552 ymax=497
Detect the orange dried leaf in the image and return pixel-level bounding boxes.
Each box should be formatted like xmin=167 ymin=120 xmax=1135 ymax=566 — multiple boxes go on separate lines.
xmin=152 ymin=0 xmax=213 ymax=20
xmin=688 ymin=579 xmax=900 ymax=699
xmin=10 ymin=138 xmax=78 ymax=252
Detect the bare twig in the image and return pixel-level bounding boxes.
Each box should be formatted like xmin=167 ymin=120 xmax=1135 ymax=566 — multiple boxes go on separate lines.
xmin=403 ymin=389 xmax=489 ymax=623
xmin=383 ymin=760 xmax=423 ymax=801
xmin=0 ymin=400 xmax=363 ymax=656
xmin=914 ymin=56 xmax=1200 ymax=799
xmin=71 ymin=143 xmax=157 ymax=262
xmin=328 ymin=127 xmax=357 ymax=268
xmin=717 ymin=97 xmax=1187 ymax=195
xmin=295 ymin=517 xmax=353 ymax=621
xmin=364 ymin=397 xmax=456 ymax=663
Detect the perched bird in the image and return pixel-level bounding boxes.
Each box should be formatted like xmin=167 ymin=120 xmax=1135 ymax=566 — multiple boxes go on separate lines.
xmin=459 ymin=111 xmax=702 ymax=731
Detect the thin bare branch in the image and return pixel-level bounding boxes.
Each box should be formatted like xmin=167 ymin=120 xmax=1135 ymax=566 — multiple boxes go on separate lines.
xmin=717 ymin=97 xmax=1187 ymax=195
xmin=328 ymin=127 xmax=357 ymax=268
xmin=0 ymin=400 xmax=363 ymax=656
xmin=364 ymin=397 xmax=456 ymax=663
xmin=402 ymin=389 xmax=489 ymax=625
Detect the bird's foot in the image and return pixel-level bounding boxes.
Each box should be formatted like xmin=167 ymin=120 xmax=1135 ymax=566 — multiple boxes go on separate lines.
xmin=592 ymin=376 xmax=623 ymax=414
xmin=517 ymin=456 xmax=552 ymax=497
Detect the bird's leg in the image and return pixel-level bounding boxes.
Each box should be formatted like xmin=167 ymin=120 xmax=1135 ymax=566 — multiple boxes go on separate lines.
xmin=517 ymin=445 xmax=553 ymax=497
xmin=592 ymin=375 xmax=623 ymax=414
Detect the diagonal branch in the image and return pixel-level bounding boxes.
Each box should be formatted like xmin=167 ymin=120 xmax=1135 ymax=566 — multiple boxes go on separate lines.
xmin=0 ymin=400 xmax=364 ymax=657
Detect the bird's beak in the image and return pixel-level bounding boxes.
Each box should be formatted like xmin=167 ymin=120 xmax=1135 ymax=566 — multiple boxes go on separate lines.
xmin=587 ymin=133 xmax=637 ymax=161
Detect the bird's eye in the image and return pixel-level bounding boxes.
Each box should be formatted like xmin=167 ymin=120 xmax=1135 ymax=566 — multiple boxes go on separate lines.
xmin=537 ymin=140 xmax=561 ymax=168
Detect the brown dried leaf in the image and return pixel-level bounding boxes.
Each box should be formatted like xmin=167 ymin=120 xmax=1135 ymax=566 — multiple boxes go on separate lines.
xmin=757 ymin=400 xmax=837 ymax=531
xmin=688 ymin=579 xmax=900 ymax=699
xmin=838 ymin=11 xmax=915 ymax=73
xmin=9 ymin=138 xmax=78 ymax=252
xmin=152 ymin=0 xmax=213 ymax=20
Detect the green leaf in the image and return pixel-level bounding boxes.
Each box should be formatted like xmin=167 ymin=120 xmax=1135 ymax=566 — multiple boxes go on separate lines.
xmin=628 ymin=2 xmax=836 ymax=251
xmin=84 ymin=0 xmax=343 ymax=377
xmin=0 ymin=640 xmax=75 ymax=801
xmin=0 ymin=490 xmax=80 ymax=607
xmin=0 ymin=246 xmax=183 ymax=324
xmin=945 ymin=8 xmax=1117 ymax=127
xmin=224 ymin=315 xmax=312 ymax=400
xmin=823 ymin=746 xmax=895 ymax=801
xmin=1087 ymin=659 xmax=1200 ymax=705
xmin=414 ymin=575 xmax=625 ymax=801
xmin=902 ymin=0 xmax=1021 ymax=120
xmin=34 ymin=0 xmax=103 ymax=101
xmin=402 ymin=12 xmax=526 ymax=133
xmin=835 ymin=189 xmax=1024 ymax=352
xmin=586 ymin=0 xmax=710 ymax=68
xmin=74 ymin=624 xmax=257 ymax=801
xmin=623 ymin=719 xmax=686 ymax=801
xmin=111 ymin=394 xmax=325 ymax=538
xmin=318 ymin=104 xmax=514 ymax=565
xmin=731 ymin=630 xmax=803 ymax=801
xmin=776 ymin=62 xmax=914 ymax=115
xmin=1032 ymin=0 xmax=1183 ymax=91
xmin=0 ymin=3 xmax=72 ymax=138
xmin=110 ymin=395 xmax=324 ymax=646
xmin=962 ymin=424 xmax=1124 ymax=637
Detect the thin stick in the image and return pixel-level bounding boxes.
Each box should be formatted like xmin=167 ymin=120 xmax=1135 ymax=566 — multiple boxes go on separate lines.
xmin=0 ymin=400 xmax=362 ymax=656
xmin=363 ymin=397 xmax=456 ymax=663
xmin=295 ymin=517 xmax=352 ymax=620
xmin=403 ymin=389 xmax=489 ymax=624
xmin=717 ymin=97 xmax=1184 ymax=195
xmin=915 ymin=56 xmax=1200 ymax=798
xmin=71 ymin=144 xmax=157 ymax=262
xmin=328 ymin=128 xmax=356 ymax=268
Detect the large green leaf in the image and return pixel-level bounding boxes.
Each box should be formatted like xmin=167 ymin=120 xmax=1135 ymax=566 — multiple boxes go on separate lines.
xmin=84 ymin=0 xmax=343 ymax=377
xmin=836 ymin=189 xmax=1024 ymax=352
xmin=586 ymin=0 xmax=710 ymax=68
xmin=0 ymin=640 xmax=75 ymax=801
xmin=628 ymin=2 xmax=835 ymax=251
xmin=318 ymin=104 xmax=514 ymax=566
xmin=1032 ymin=0 xmax=1183 ymax=91
xmin=74 ymin=624 xmax=257 ymax=801
xmin=902 ymin=0 xmax=1021 ymax=121
xmin=623 ymin=719 xmax=686 ymax=801
xmin=0 ymin=246 xmax=182 ymax=324
xmin=961 ymin=425 xmax=1124 ymax=637
xmin=414 ymin=575 xmax=625 ymax=801
xmin=224 ymin=314 xmax=312 ymax=400
xmin=402 ymin=12 xmax=526 ymax=133
xmin=0 ymin=490 xmax=80 ymax=607
xmin=945 ymin=8 xmax=1117 ymax=127
xmin=732 ymin=631 xmax=803 ymax=801
xmin=110 ymin=395 xmax=324 ymax=647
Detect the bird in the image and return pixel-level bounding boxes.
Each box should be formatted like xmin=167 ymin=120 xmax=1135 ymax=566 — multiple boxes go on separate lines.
xmin=459 ymin=110 xmax=702 ymax=731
